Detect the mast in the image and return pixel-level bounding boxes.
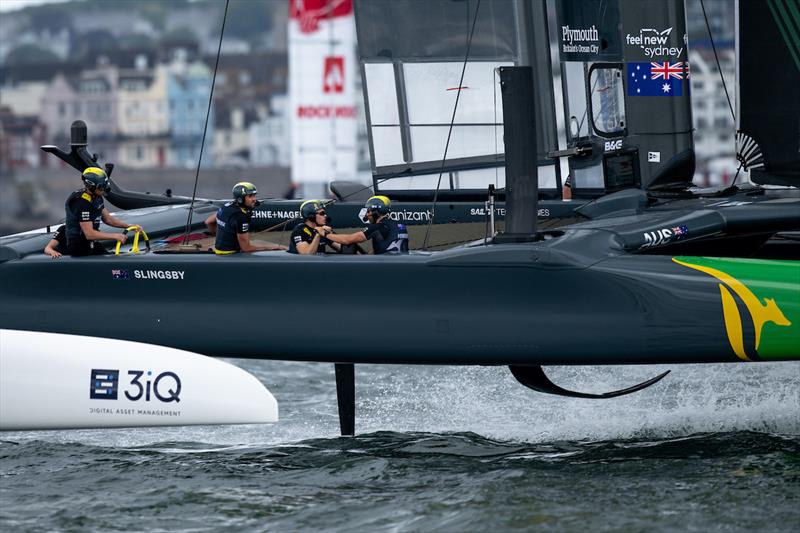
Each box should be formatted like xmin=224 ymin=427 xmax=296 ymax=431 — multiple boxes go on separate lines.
xmin=496 ymin=66 xmax=538 ymax=239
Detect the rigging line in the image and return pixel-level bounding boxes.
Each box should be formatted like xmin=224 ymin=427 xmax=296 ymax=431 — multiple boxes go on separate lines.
xmin=700 ymin=0 xmax=735 ymax=122
xmin=577 ymin=72 xmax=599 ymax=135
xmin=727 ymin=159 xmax=745 ymax=190
xmin=421 ymin=0 xmax=482 ymax=251
xmin=493 ymin=67 xmax=500 ymax=192
xmin=181 ymin=0 xmax=230 ymax=245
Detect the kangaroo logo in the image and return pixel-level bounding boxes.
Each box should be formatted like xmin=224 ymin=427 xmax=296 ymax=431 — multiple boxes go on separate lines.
xmin=673 ymin=258 xmax=792 ymax=361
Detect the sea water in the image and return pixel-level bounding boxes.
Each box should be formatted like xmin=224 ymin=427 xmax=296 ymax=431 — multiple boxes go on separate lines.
xmin=2 ymin=361 xmax=798 ymax=531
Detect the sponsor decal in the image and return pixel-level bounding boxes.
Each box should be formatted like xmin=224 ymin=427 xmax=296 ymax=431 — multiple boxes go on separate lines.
xmin=469 ymin=207 xmax=551 ymax=218
xmin=241 ymin=223 xmax=249 ymax=232
xmin=393 ymin=210 xmax=430 ymax=222
xmin=625 ymin=27 xmax=684 ymax=58
xmin=673 ymin=257 xmax=798 ymax=361
xmin=627 ymin=62 xmax=685 ymax=96
xmin=323 ymin=56 xmax=345 ymax=93
xmin=125 ymin=370 xmax=181 ymax=403
xmin=90 ymin=369 xmax=119 ymax=400
xmin=296 ymin=105 xmax=357 ymax=118
xmin=560 ymin=24 xmax=599 ymax=55
xmin=88 ymin=407 xmax=182 ymax=417
xmin=290 ymin=0 xmax=353 ymax=34
xmin=471 ymin=207 xmax=506 ymax=217
xmin=356 ymin=208 xmax=432 ymax=223
xmin=90 ymin=368 xmax=182 ymax=404
xmin=133 ymin=270 xmax=185 ymax=280
xmin=605 ymin=140 xmax=623 ymax=152
xmin=640 ymin=225 xmax=689 ymax=249
xmin=111 ymin=269 xmax=130 ymax=280
xmin=648 ymin=151 xmax=661 ymax=163
xmin=252 ymin=210 xmax=301 ymax=220
xmin=708 ymin=200 xmax=751 ymax=207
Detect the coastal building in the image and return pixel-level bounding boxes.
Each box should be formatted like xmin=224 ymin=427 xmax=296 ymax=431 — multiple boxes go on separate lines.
xmin=166 ymin=60 xmax=214 ymax=168
xmin=249 ymin=94 xmax=290 ymax=168
xmin=39 ymin=67 xmax=118 ymax=164
xmin=115 ymin=62 xmax=170 ymax=169
xmin=0 ymin=107 xmax=46 ymax=172
xmin=213 ymin=106 xmax=258 ymax=168
xmin=0 ymin=81 xmax=48 ymax=117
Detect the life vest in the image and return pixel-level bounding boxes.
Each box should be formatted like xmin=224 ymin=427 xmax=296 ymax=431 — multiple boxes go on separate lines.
xmin=373 ymin=219 xmax=409 ymax=254
xmin=64 ymin=190 xmax=103 ymax=246
xmin=214 ymin=201 xmax=250 ymax=254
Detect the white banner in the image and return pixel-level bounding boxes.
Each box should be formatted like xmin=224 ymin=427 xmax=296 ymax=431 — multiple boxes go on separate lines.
xmin=289 ymin=0 xmax=358 ymax=198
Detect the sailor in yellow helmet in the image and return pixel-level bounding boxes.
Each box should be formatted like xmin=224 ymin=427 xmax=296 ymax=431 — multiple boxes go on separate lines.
xmin=64 ymin=167 xmax=141 ymax=256
xmin=205 ymin=181 xmax=282 ymax=254
xmin=287 ymin=199 xmax=341 ymax=254
xmin=325 ymin=196 xmax=409 ymax=254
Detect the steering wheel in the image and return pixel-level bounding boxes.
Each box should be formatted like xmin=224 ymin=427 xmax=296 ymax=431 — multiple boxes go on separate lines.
xmin=115 ymin=226 xmax=150 ymax=255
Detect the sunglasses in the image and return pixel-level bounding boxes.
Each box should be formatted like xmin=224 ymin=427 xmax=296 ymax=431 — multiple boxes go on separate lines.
xmin=316 ymin=211 xmax=327 ymax=216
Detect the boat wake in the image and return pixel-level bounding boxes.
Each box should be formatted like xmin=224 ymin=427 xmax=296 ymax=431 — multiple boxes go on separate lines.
xmin=2 ymin=362 xmax=798 ymax=532
xmin=4 ymin=361 xmax=798 ymax=448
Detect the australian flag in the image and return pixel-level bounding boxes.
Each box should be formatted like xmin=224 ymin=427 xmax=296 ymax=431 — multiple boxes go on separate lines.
xmin=627 ymin=62 xmax=685 ymax=96
xmin=671 ymin=225 xmax=689 ymax=238
xmin=111 ymin=269 xmax=129 ymax=280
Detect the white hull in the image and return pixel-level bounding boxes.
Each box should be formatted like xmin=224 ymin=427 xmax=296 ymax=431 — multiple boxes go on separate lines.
xmin=0 ymin=329 xmax=278 ymax=430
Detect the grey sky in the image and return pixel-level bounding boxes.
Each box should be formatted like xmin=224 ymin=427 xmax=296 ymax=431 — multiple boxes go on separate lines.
xmin=1 ymin=0 xmax=76 ymax=12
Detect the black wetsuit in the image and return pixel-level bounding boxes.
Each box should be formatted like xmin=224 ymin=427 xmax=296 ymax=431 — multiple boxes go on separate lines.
xmin=214 ymin=201 xmax=251 ymax=254
xmin=362 ymin=218 xmax=409 ymax=254
xmin=65 ymin=190 xmax=106 ymax=256
xmin=287 ymin=223 xmax=329 ymax=254
xmin=50 ymin=225 xmax=66 ymax=253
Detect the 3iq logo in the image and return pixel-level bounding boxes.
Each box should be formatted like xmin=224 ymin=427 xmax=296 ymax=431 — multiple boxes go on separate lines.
xmin=89 ymin=369 xmax=181 ymax=403
xmin=90 ymin=369 xmax=119 ymax=400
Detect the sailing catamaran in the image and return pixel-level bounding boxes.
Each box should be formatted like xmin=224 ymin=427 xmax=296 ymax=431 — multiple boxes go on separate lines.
xmin=0 ymin=0 xmax=797 ymax=435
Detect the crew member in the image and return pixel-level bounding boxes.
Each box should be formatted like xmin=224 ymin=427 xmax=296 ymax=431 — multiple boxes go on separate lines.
xmin=287 ymin=200 xmax=340 ymax=255
xmin=43 ymin=225 xmax=66 ymax=258
xmin=205 ymin=181 xmax=282 ymax=254
xmin=64 ymin=167 xmax=139 ymax=256
xmin=325 ymin=196 xmax=409 ymax=254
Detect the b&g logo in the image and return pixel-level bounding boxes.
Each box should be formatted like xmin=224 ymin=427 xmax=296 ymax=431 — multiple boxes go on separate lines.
xmin=89 ymin=369 xmax=181 ymax=403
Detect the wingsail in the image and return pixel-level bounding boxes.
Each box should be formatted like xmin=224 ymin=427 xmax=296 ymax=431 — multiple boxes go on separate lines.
xmin=354 ymin=0 xmax=561 ymax=196
xmin=737 ymin=0 xmax=800 ymax=186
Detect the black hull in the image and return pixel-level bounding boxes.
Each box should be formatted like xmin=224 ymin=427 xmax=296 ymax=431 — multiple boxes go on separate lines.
xmin=1 ymin=240 xmax=794 ymax=366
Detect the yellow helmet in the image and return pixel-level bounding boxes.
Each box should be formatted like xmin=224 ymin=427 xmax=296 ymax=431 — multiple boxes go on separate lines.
xmin=364 ymin=195 xmax=391 ymax=215
xmin=300 ymin=199 xmax=325 ymax=219
xmin=232 ymin=181 xmax=258 ymax=205
xmin=82 ymin=167 xmax=109 ymax=191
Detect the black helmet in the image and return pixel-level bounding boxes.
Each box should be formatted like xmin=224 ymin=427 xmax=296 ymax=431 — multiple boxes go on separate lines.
xmin=365 ymin=195 xmax=391 ymax=216
xmin=232 ymin=181 xmax=258 ymax=205
xmin=82 ymin=167 xmax=109 ymax=191
xmin=300 ymin=199 xmax=325 ymax=220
